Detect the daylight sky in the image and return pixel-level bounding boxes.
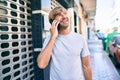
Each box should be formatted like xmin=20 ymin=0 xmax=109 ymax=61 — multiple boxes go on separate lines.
xmin=95 ymin=0 xmax=115 ymax=30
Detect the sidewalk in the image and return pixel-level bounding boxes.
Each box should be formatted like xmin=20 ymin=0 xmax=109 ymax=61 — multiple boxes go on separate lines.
xmin=88 ymin=39 xmax=120 ymax=80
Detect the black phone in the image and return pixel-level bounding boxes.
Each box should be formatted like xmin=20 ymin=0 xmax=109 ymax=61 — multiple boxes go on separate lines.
xmin=57 ymin=23 xmax=61 ymax=30
xmin=49 ymin=19 xmax=61 ymax=30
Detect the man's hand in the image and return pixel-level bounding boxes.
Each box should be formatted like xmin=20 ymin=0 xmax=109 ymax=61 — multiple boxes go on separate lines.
xmin=50 ymin=20 xmax=59 ymax=40
xmin=50 ymin=16 xmax=62 ymax=40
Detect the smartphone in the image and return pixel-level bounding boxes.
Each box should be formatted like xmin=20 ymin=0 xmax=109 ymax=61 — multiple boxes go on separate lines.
xmin=49 ymin=19 xmax=61 ymax=30
xmin=57 ymin=23 xmax=61 ymax=30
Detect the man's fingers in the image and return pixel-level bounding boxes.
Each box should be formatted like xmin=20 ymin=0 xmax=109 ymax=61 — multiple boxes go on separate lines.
xmin=52 ymin=20 xmax=60 ymax=28
xmin=55 ymin=15 xmax=62 ymax=21
xmin=52 ymin=20 xmax=57 ymax=26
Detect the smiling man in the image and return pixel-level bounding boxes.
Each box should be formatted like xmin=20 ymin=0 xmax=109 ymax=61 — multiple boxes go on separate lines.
xmin=37 ymin=7 xmax=92 ymax=80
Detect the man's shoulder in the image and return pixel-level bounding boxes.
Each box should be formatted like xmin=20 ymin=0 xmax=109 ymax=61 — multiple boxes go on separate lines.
xmin=72 ymin=32 xmax=82 ymax=36
xmin=72 ymin=32 xmax=85 ymax=40
xmin=74 ymin=32 xmax=84 ymax=37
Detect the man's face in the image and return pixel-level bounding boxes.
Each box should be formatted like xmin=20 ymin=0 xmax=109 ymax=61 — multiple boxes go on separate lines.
xmin=55 ymin=10 xmax=69 ymax=29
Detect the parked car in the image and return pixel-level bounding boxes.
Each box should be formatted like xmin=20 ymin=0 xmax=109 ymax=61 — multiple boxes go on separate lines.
xmin=106 ymin=31 xmax=120 ymax=53
xmin=108 ymin=35 xmax=120 ymax=65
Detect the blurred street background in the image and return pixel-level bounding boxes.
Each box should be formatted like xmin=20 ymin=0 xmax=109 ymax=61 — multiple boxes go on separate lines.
xmin=0 ymin=0 xmax=120 ymax=80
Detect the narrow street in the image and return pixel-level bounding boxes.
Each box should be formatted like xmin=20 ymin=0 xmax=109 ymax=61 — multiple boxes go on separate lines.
xmin=88 ymin=39 xmax=120 ymax=80
xmin=0 ymin=0 xmax=120 ymax=80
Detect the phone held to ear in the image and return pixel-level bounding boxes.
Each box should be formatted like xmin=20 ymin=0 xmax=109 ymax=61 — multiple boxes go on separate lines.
xmin=50 ymin=19 xmax=61 ymax=31
xmin=57 ymin=23 xmax=61 ymax=30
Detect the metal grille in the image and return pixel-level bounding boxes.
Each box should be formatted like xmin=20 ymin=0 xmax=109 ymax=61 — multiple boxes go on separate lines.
xmin=51 ymin=0 xmax=63 ymax=9
xmin=0 ymin=0 xmax=34 ymax=80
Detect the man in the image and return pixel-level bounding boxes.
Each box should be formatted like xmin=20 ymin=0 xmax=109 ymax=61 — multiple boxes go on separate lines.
xmin=37 ymin=7 xmax=92 ymax=80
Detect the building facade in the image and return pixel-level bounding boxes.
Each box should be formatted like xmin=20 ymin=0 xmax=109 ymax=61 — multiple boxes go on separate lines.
xmin=0 ymin=0 xmax=91 ymax=80
xmin=0 ymin=0 xmax=34 ymax=80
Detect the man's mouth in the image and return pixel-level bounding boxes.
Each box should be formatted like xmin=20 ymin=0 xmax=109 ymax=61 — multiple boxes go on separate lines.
xmin=61 ymin=18 xmax=68 ymax=23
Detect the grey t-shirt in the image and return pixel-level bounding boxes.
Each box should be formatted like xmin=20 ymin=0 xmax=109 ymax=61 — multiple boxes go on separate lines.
xmin=43 ymin=32 xmax=90 ymax=80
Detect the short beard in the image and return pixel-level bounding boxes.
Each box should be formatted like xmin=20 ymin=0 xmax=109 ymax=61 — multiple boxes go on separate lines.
xmin=60 ymin=26 xmax=68 ymax=30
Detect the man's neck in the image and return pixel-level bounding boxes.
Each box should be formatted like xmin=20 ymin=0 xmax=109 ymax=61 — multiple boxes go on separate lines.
xmin=58 ymin=29 xmax=70 ymax=35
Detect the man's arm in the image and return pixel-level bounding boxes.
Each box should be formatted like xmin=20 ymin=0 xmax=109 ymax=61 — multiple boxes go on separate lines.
xmin=37 ymin=37 xmax=56 ymax=69
xmin=82 ymin=56 xmax=92 ymax=80
xmin=37 ymin=19 xmax=60 ymax=69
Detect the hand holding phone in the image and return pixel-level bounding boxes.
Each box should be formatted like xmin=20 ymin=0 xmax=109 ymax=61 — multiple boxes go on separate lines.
xmin=49 ymin=16 xmax=62 ymax=31
xmin=56 ymin=16 xmax=62 ymax=30
xmin=49 ymin=20 xmax=60 ymax=39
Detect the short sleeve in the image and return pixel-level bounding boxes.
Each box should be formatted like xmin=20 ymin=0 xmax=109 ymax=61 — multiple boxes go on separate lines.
xmin=80 ymin=37 xmax=90 ymax=57
xmin=42 ymin=35 xmax=50 ymax=50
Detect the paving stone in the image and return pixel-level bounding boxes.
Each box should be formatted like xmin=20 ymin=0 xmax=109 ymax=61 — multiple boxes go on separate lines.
xmin=88 ymin=40 xmax=120 ymax=80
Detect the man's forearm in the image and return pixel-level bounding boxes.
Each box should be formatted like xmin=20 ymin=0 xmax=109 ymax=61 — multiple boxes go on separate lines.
xmin=37 ymin=38 xmax=56 ymax=69
xmin=83 ymin=66 xmax=92 ymax=80
xmin=82 ymin=56 xmax=92 ymax=80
